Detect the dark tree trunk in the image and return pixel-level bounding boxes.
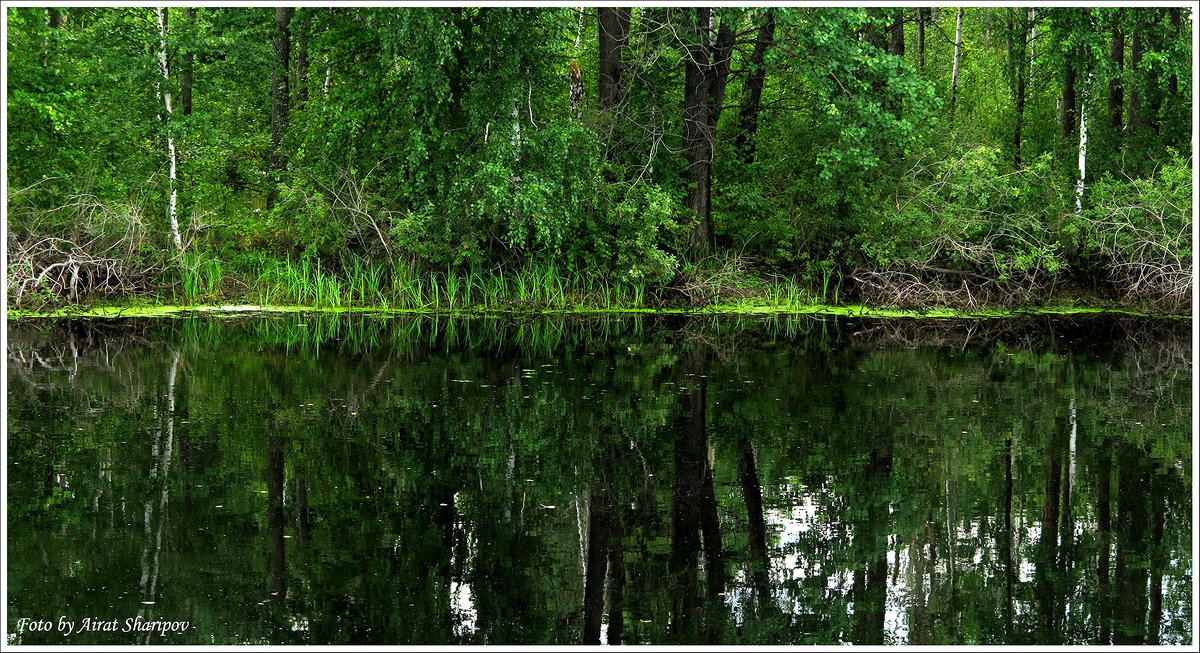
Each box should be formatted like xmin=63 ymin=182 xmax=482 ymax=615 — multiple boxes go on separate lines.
xmin=918 ymin=8 xmax=926 ymax=68
xmin=852 ymin=444 xmax=891 ymax=645
xmin=1109 ymin=16 xmax=1124 ymax=131
xmin=582 ymin=489 xmax=611 ymax=644
xmin=682 ymin=8 xmax=714 ymax=254
xmin=1014 ymin=72 xmax=1026 ymax=170
xmin=597 ymin=7 xmax=631 ymax=112
xmin=1009 ymin=9 xmax=1027 ymax=171
xmin=1146 ymin=471 xmax=1166 ymax=644
xmin=888 ymin=8 xmax=905 ymax=57
xmin=1036 ymin=423 xmax=1064 ymax=643
xmin=606 ymin=533 xmax=626 ymax=644
xmin=1002 ymin=437 xmax=1015 ymax=637
xmin=1146 ymin=11 xmax=1165 ymax=134
xmin=706 ymin=21 xmax=735 ymax=133
xmin=1113 ymin=451 xmax=1148 ymax=644
xmin=735 ymin=12 xmax=774 ymax=166
xmin=296 ymin=16 xmax=310 ymax=111
xmin=180 ymin=8 xmax=195 ymax=118
xmin=270 ymin=7 xmax=291 ymax=174
xmin=1128 ymin=21 xmax=1144 ymax=139
xmin=886 ymin=9 xmax=905 ymax=117
xmin=682 ymin=9 xmax=734 ymax=255
xmin=671 ymin=348 xmax=723 ymax=641
xmin=295 ymin=467 xmax=311 ymax=542
xmin=737 ymin=434 xmax=770 ymax=606
xmin=47 ymin=8 xmax=63 ymax=29
xmin=1168 ymin=8 xmax=1181 ymax=96
xmin=1062 ymin=61 xmax=1077 ymax=142
xmin=266 ymin=431 xmax=286 ymax=603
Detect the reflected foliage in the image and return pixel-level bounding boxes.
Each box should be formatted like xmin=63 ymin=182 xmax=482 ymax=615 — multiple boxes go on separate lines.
xmin=6 ymin=313 xmax=1192 ymax=645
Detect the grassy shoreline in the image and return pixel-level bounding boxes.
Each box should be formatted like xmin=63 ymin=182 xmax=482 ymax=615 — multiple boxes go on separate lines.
xmin=8 ymin=259 xmax=1189 ymax=320
xmin=6 ymin=299 xmax=1187 ymax=321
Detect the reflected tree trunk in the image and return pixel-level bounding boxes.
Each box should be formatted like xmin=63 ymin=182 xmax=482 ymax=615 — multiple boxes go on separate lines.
xmin=737 ymin=433 xmax=771 ymax=610
xmin=1036 ymin=418 xmax=1064 ymax=643
xmin=138 ymin=351 xmax=180 ymax=642
xmin=670 ymin=347 xmax=723 ymax=643
xmin=1060 ymin=393 xmax=1078 ymax=584
xmin=267 ymin=428 xmax=286 ymax=603
xmin=908 ymin=516 xmax=936 ymax=645
xmin=853 ymin=439 xmax=891 ymax=645
xmin=1146 ymin=470 xmax=1166 ymax=644
xmin=295 ymin=465 xmax=311 ymax=542
xmin=583 ymin=485 xmax=612 ymax=644
xmin=606 ymin=531 xmax=626 ymax=644
xmin=1113 ymin=448 xmax=1147 ymax=644
xmin=1096 ymin=442 xmax=1112 ymax=643
xmin=1003 ymin=436 xmax=1015 ymax=638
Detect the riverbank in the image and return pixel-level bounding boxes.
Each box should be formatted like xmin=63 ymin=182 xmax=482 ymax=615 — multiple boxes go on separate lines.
xmin=7 ymin=259 xmax=1190 ymax=321
xmin=6 ymin=299 xmax=1186 ymax=321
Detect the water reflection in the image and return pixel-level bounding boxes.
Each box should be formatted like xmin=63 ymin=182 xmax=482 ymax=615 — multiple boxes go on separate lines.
xmin=6 ymin=313 xmax=1193 ymax=645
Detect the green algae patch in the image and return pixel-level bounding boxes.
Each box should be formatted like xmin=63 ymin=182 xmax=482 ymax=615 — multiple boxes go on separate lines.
xmin=7 ymin=301 xmax=1186 ymax=321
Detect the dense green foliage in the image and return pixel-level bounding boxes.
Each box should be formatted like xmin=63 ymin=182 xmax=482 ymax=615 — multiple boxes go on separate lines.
xmin=5 ymin=6 xmax=1193 ymax=311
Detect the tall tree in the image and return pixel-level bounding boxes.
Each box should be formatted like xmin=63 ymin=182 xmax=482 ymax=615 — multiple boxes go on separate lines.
xmin=735 ymin=10 xmax=775 ymax=165
xmin=295 ymin=13 xmax=310 ymax=111
xmin=888 ymin=8 xmax=905 ymax=57
xmin=1062 ymin=59 xmax=1078 ymax=142
xmin=1006 ymin=8 xmax=1033 ymax=170
xmin=597 ymin=7 xmax=630 ymax=160
xmin=1109 ymin=11 xmax=1124 ymax=131
xmin=180 ymin=8 xmax=195 ymax=118
xmin=269 ymin=7 xmax=291 ymax=175
xmin=917 ymin=8 xmax=927 ymax=68
xmin=597 ymin=7 xmax=630 ymax=112
xmin=155 ymin=7 xmax=182 ymax=252
xmin=681 ymin=8 xmax=735 ymax=254
xmin=886 ymin=9 xmax=905 ymax=117
xmin=951 ymin=8 xmax=964 ymax=117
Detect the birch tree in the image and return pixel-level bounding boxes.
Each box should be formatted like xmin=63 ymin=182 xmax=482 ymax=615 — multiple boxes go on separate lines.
xmin=951 ymin=8 xmax=964 ymax=117
xmin=155 ymin=7 xmax=182 ymax=252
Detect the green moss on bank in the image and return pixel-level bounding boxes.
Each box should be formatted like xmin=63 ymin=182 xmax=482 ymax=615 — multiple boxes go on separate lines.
xmin=7 ymin=301 xmax=1184 ymax=321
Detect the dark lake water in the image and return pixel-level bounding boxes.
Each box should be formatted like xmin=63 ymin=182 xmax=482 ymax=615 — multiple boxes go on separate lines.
xmin=5 ymin=312 xmax=1192 ymax=645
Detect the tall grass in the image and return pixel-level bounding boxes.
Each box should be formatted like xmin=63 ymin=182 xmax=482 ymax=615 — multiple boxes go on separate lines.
xmin=241 ymin=256 xmax=652 ymax=311
xmin=254 ymin=257 xmax=347 ymax=308
xmin=234 ymin=255 xmax=832 ymax=312
xmin=178 ymin=252 xmax=225 ymax=304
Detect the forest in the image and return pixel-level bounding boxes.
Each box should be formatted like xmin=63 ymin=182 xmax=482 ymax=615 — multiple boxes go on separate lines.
xmin=5 ymin=5 xmax=1194 ymax=313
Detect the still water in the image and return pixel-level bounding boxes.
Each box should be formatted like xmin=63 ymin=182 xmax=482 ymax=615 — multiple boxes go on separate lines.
xmin=5 ymin=313 xmax=1192 ymax=645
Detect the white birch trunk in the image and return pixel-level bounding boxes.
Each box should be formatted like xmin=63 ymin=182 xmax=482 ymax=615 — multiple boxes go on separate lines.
xmin=323 ymin=53 xmax=331 ymax=104
xmin=1076 ymin=73 xmax=1091 ymax=214
xmin=511 ymin=102 xmax=521 ymax=148
xmin=1028 ymin=9 xmax=1037 ymax=80
xmin=1068 ymin=393 xmax=1077 ymax=490
xmin=156 ymin=8 xmax=181 ymax=252
xmin=951 ymin=8 xmax=964 ymax=112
